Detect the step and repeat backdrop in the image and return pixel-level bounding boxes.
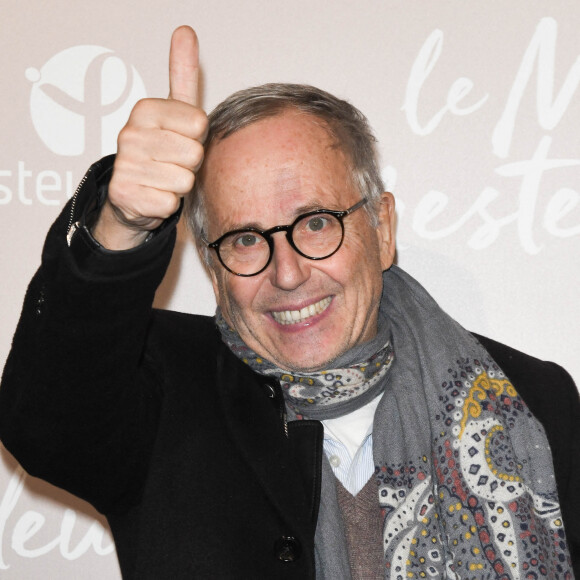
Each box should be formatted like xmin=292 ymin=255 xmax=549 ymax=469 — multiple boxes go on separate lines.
xmin=1 ymin=1 xmax=579 ymax=577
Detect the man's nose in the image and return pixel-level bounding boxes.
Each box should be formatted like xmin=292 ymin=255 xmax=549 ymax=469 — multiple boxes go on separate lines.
xmin=268 ymin=232 xmax=310 ymax=290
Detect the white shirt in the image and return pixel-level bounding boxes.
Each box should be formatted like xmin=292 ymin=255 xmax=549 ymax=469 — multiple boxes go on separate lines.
xmin=321 ymin=394 xmax=381 ymax=495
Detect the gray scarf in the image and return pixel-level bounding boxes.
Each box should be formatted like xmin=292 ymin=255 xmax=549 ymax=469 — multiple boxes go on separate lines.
xmin=218 ymin=266 xmax=573 ymax=578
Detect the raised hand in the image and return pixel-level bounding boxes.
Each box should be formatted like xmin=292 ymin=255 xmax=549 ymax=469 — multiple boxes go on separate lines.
xmin=93 ymin=26 xmax=208 ymax=250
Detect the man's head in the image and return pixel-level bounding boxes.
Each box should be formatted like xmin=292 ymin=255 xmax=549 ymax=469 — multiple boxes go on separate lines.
xmin=185 ymin=84 xmax=396 ymax=371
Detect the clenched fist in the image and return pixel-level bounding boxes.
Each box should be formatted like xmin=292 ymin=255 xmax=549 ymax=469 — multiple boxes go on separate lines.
xmin=93 ymin=26 xmax=208 ymax=250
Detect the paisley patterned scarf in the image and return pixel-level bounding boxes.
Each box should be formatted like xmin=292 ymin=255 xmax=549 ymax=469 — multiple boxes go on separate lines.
xmin=218 ymin=305 xmax=394 ymax=421
xmin=218 ymin=266 xmax=573 ymax=578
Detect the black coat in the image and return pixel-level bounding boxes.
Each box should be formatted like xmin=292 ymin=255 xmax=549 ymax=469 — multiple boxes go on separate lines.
xmin=1 ymin=157 xmax=578 ymax=578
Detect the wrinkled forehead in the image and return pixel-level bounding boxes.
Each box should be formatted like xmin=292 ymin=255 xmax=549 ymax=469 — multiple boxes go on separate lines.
xmin=201 ymin=109 xmax=355 ymax=188
xmin=200 ymin=112 xmax=358 ymax=235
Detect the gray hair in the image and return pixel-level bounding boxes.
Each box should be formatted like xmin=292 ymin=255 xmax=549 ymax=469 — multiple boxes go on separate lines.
xmin=185 ymin=83 xmax=385 ymax=265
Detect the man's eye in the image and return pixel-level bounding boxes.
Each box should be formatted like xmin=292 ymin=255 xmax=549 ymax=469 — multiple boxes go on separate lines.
xmin=234 ymin=233 xmax=260 ymax=248
xmin=305 ymin=216 xmax=329 ymax=232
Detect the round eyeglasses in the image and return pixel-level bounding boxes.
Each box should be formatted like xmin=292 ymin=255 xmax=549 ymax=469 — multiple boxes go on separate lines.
xmin=206 ymin=198 xmax=368 ymax=276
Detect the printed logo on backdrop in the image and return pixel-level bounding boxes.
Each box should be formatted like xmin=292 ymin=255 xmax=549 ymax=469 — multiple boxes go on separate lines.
xmin=396 ymin=17 xmax=580 ymax=253
xmin=0 ymin=466 xmax=114 ymax=570
xmin=0 ymin=46 xmax=146 ymax=206
xmin=26 ymin=45 xmax=146 ymax=159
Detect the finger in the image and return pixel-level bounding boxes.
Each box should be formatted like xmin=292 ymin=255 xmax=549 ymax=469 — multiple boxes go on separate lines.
xmin=168 ymin=26 xmax=199 ymax=106
xmin=126 ymin=99 xmax=208 ymax=141
xmin=116 ymin=185 xmax=184 ymax=221
xmin=113 ymin=158 xmax=196 ymax=198
xmin=148 ymin=129 xmax=205 ymax=171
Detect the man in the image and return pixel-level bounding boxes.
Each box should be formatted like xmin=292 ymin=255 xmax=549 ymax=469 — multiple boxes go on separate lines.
xmin=0 ymin=26 xmax=578 ymax=579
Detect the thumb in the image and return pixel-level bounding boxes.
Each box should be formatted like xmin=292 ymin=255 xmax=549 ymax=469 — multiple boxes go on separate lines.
xmin=168 ymin=26 xmax=199 ymax=105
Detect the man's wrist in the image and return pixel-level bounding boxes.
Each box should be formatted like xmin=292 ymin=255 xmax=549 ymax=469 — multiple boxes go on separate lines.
xmin=91 ymin=201 xmax=152 ymax=251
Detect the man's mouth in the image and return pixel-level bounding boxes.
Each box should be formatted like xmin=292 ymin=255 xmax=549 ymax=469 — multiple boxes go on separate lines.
xmin=271 ymin=297 xmax=332 ymax=325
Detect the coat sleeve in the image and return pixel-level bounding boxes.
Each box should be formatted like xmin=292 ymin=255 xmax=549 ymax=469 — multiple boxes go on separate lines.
xmin=0 ymin=156 xmax=179 ymax=515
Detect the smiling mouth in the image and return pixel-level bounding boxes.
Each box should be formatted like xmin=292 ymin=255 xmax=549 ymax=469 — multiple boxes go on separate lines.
xmin=271 ymin=297 xmax=332 ymax=325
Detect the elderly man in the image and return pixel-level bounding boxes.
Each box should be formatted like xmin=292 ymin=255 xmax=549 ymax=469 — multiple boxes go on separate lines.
xmin=0 ymin=27 xmax=578 ymax=579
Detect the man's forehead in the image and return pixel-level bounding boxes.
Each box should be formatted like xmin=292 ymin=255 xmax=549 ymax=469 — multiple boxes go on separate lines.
xmin=201 ymin=111 xmax=358 ymax=234
xmin=209 ymin=116 xmax=348 ymax=182
xmin=206 ymin=109 xmax=341 ymax=160
xmin=273 ymin=166 xmax=301 ymax=195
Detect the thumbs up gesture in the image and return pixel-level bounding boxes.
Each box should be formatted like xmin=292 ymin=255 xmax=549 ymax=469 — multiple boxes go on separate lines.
xmin=93 ymin=26 xmax=208 ymax=250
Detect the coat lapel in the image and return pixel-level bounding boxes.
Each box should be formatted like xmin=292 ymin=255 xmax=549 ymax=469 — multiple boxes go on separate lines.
xmin=215 ymin=343 xmax=322 ymax=534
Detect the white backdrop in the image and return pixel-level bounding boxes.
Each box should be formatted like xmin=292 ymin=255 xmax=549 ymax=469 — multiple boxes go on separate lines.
xmin=1 ymin=1 xmax=578 ymax=577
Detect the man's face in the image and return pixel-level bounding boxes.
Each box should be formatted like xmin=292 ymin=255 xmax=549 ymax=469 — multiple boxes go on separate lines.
xmin=202 ymin=111 xmax=395 ymax=372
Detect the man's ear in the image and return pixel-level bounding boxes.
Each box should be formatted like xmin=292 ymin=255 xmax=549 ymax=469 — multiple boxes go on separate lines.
xmin=376 ymin=192 xmax=397 ymax=271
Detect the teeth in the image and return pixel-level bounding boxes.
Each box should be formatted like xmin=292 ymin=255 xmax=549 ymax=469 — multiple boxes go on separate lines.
xmin=272 ymin=297 xmax=332 ymax=325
